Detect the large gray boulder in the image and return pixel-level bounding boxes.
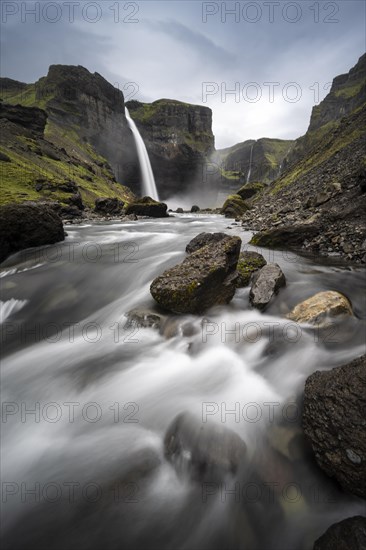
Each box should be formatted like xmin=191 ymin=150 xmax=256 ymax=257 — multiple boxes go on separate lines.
xmin=313 ymin=516 xmax=366 ymax=550
xmin=164 ymin=412 xmax=247 ymax=482
xmin=303 ymin=354 xmax=366 ymax=498
xmin=249 ymin=263 xmax=286 ymax=310
xmin=125 ymin=196 xmax=168 ymax=218
xmin=150 ymin=235 xmax=241 ymax=314
xmin=0 ymin=202 xmax=65 ymax=263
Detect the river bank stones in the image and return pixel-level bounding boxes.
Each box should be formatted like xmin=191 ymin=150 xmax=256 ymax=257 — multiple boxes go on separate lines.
xmin=249 ymin=263 xmax=286 ymax=310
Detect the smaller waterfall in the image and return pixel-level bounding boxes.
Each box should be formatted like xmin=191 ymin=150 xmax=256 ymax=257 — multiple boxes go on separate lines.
xmin=246 ymin=144 xmax=254 ymax=184
xmin=125 ymin=107 xmax=159 ymax=201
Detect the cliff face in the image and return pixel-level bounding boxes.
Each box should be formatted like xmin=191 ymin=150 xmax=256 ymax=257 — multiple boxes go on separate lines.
xmin=285 ymin=53 xmax=366 ymax=168
xmin=1 ymin=66 xmax=216 ymax=201
xmin=0 ymin=66 xmax=137 ymax=207
xmin=214 ymin=137 xmax=294 ymax=191
xmin=239 ymin=54 xmax=366 ymax=262
xmin=126 ymin=99 xmax=215 ymax=199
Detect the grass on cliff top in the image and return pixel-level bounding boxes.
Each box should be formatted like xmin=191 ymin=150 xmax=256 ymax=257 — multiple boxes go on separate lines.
xmin=271 ymin=106 xmax=365 ymax=194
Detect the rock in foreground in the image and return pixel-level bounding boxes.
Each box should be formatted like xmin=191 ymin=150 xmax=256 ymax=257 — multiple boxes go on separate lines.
xmin=303 ymin=354 xmax=366 ymax=499
xmin=313 ymin=516 xmax=366 ymax=550
xmin=125 ymin=196 xmax=168 ymax=218
xmin=164 ymin=412 xmax=247 ymax=482
xmin=150 ymin=235 xmax=241 ymax=314
xmin=249 ymin=263 xmax=286 ymax=310
xmin=0 ymin=203 xmax=65 ymax=263
xmin=236 ymin=251 xmax=267 ymax=287
xmin=287 ymin=291 xmax=353 ymax=326
xmin=185 ymin=232 xmax=227 ymax=254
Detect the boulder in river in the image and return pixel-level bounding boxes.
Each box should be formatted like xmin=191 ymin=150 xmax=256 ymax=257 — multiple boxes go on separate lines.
xmin=313 ymin=516 xmax=366 ymax=550
xmin=249 ymin=263 xmax=286 ymax=310
xmin=185 ymin=232 xmax=227 ymax=254
xmin=150 ymin=235 xmax=241 ymax=314
xmin=0 ymin=202 xmax=65 ymax=263
xmin=164 ymin=412 xmax=247 ymax=482
xmin=303 ymin=354 xmax=366 ymax=499
xmin=287 ymin=291 xmax=353 ymax=327
xmin=125 ymin=196 xmax=168 ymax=218
xmin=191 ymin=205 xmax=200 ymax=213
xmin=236 ymin=251 xmax=267 ymax=287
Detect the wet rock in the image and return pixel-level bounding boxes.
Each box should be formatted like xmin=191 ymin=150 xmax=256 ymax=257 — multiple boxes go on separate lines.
xmin=164 ymin=412 xmax=247 ymax=482
xmin=125 ymin=309 xmax=164 ymax=330
xmin=125 ymin=196 xmax=168 ymax=218
xmin=176 ymin=208 xmax=184 ymax=213
xmin=0 ymin=202 xmax=65 ymax=263
xmin=287 ymin=291 xmax=353 ymax=327
xmin=95 ymin=197 xmax=124 ymax=215
xmin=250 ymin=224 xmax=320 ymax=249
xmin=313 ymin=516 xmax=366 ymax=550
xmin=150 ymin=235 xmax=241 ymax=314
xmin=185 ymin=232 xmax=227 ymax=254
xmin=191 ymin=205 xmax=200 ymax=213
xmin=303 ymin=354 xmax=366 ymax=498
xmin=221 ymin=194 xmax=250 ymax=218
xmin=236 ymin=251 xmax=267 ymax=287
xmin=249 ymin=263 xmax=286 ymax=310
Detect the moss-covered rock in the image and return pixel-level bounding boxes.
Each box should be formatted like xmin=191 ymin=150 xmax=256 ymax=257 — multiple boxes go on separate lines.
xmin=250 ymin=224 xmax=320 ymax=249
xmin=236 ymin=251 xmax=267 ymax=287
xmin=150 ymin=235 xmax=241 ymax=314
xmin=221 ymin=194 xmax=250 ymax=218
xmin=237 ymin=182 xmax=265 ymax=200
xmin=125 ymin=196 xmax=168 ymax=218
xmin=185 ymin=232 xmax=227 ymax=254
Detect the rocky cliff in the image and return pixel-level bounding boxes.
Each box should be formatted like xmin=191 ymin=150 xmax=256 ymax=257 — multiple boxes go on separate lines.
xmin=126 ymin=99 xmax=215 ymax=199
xmin=239 ymin=53 xmax=366 ymax=263
xmin=214 ymin=137 xmax=294 ymax=191
xmin=1 ymin=65 xmax=216 ymax=202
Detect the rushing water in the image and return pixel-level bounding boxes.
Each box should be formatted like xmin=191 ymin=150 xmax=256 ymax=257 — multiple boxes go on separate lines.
xmin=1 ymin=214 xmax=365 ymax=550
xmin=125 ymin=107 xmax=159 ymax=201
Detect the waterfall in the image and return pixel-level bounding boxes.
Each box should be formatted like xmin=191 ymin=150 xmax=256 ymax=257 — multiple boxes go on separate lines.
xmin=246 ymin=144 xmax=253 ymax=184
xmin=125 ymin=107 xmax=159 ymax=201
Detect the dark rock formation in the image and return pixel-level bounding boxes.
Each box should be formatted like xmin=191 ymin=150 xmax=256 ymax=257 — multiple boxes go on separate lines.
xmin=313 ymin=516 xmax=366 ymax=550
xmin=237 ymin=182 xmax=265 ymax=200
xmin=95 ymin=197 xmax=124 ymax=215
xmin=0 ymin=203 xmax=65 ymax=263
xmin=249 ymin=263 xmax=286 ymax=310
xmin=250 ymin=224 xmax=320 ymax=249
xmin=164 ymin=412 xmax=247 ymax=482
xmin=150 ymin=235 xmax=241 ymax=314
xmin=185 ymin=232 xmax=227 ymax=254
xmin=0 ymin=102 xmax=47 ymax=135
xmin=303 ymin=354 xmax=366 ymax=498
xmin=236 ymin=251 xmax=267 ymax=287
xmin=126 ymin=99 xmax=215 ymax=199
xmin=191 ymin=205 xmax=200 ymax=213
xmin=125 ymin=196 xmax=168 ymax=218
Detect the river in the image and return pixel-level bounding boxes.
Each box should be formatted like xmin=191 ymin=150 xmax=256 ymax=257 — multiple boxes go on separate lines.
xmin=1 ymin=214 xmax=365 ymax=550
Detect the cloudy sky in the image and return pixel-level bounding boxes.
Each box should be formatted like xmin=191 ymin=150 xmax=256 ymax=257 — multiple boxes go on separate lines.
xmin=1 ymin=0 xmax=365 ymax=148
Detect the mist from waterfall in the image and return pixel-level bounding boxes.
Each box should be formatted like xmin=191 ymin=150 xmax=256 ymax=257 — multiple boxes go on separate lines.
xmin=125 ymin=107 xmax=159 ymax=201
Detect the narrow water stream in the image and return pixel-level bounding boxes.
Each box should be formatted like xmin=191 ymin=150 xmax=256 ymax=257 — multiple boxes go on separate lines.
xmin=1 ymin=214 xmax=365 ymax=550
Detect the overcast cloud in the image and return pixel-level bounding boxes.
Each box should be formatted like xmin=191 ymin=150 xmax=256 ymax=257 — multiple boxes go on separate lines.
xmin=1 ymin=0 xmax=365 ymax=147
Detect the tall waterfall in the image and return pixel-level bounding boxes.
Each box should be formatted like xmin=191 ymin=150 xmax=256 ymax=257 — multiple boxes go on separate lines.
xmin=125 ymin=107 xmax=159 ymax=200
xmin=246 ymin=143 xmax=254 ymax=184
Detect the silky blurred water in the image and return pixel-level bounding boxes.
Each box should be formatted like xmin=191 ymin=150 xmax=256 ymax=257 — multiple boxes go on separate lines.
xmin=1 ymin=214 xmax=365 ymax=550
